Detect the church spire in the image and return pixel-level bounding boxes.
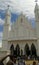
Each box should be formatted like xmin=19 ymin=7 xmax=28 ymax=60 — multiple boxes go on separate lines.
xmin=34 ymin=0 xmax=39 ymax=22
xmin=35 ymin=0 xmax=38 ymax=6
xmin=5 ymin=5 xmax=11 ymax=24
xmin=34 ymin=0 xmax=38 ymax=13
xmin=6 ymin=5 xmax=10 ymax=16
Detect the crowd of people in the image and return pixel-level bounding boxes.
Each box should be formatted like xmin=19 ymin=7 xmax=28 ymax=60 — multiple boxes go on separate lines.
xmin=0 ymin=55 xmax=39 ymax=65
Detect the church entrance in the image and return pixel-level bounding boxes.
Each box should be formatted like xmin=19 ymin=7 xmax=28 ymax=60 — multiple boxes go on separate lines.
xmin=8 ymin=40 xmax=37 ymax=59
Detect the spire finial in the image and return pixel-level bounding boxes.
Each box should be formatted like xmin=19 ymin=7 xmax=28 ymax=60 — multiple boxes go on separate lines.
xmin=35 ymin=0 xmax=38 ymax=8
xmin=35 ymin=0 xmax=38 ymax=3
xmin=8 ymin=5 xmax=10 ymax=7
xmin=6 ymin=5 xmax=10 ymax=16
xmin=7 ymin=5 xmax=10 ymax=9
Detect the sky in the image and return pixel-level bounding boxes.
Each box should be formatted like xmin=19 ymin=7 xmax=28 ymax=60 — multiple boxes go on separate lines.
xmin=0 ymin=0 xmax=39 ymax=47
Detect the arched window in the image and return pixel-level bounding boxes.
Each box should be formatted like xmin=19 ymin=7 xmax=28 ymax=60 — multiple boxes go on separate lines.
xmin=10 ymin=44 xmax=14 ymax=56
xmin=15 ymin=44 xmax=20 ymax=57
xmin=31 ymin=43 xmax=37 ymax=57
xmin=24 ymin=43 xmax=30 ymax=56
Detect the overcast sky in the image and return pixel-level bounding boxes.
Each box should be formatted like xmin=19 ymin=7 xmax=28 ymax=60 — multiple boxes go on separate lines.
xmin=0 ymin=0 xmax=39 ymax=47
xmin=0 ymin=0 xmax=38 ymax=17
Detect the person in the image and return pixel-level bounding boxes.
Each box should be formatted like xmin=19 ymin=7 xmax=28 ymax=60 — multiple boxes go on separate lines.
xmin=0 ymin=61 xmax=4 ymax=65
xmin=6 ymin=60 xmax=13 ymax=65
xmin=28 ymin=55 xmax=30 ymax=60
xmin=38 ymin=61 xmax=39 ymax=65
xmin=18 ymin=58 xmax=25 ymax=65
xmin=32 ymin=61 xmax=36 ymax=65
xmin=13 ymin=58 xmax=18 ymax=65
xmin=30 ymin=61 xmax=36 ymax=65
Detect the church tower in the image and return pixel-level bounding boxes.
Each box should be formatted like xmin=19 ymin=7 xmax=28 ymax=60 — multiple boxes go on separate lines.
xmin=34 ymin=1 xmax=39 ymax=56
xmin=2 ymin=5 xmax=11 ymax=51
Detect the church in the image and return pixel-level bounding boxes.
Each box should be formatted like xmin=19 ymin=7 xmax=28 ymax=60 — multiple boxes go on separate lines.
xmin=0 ymin=2 xmax=39 ymax=59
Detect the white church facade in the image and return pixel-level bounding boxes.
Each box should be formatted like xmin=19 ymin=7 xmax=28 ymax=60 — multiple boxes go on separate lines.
xmin=0 ymin=2 xmax=39 ymax=58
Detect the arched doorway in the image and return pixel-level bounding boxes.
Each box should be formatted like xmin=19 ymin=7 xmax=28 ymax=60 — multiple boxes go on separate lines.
xmin=31 ymin=43 xmax=37 ymax=57
xmin=15 ymin=44 xmax=20 ymax=57
xmin=10 ymin=44 xmax=14 ymax=56
xmin=24 ymin=43 xmax=30 ymax=56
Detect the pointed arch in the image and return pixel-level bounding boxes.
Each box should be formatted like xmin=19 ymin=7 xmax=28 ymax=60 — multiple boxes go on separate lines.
xmin=15 ymin=44 xmax=20 ymax=57
xmin=10 ymin=44 xmax=14 ymax=56
xmin=31 ymin=43 xmax=37 ymax=56
xmin=24 ymin=43 xmax=30 ymax=56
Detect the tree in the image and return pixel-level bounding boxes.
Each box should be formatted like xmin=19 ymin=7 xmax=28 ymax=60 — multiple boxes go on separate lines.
xmin=10 ymin=44 xmax=14 ymax=56
xmin=24 ymin=43 xmax=30 ymax=56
